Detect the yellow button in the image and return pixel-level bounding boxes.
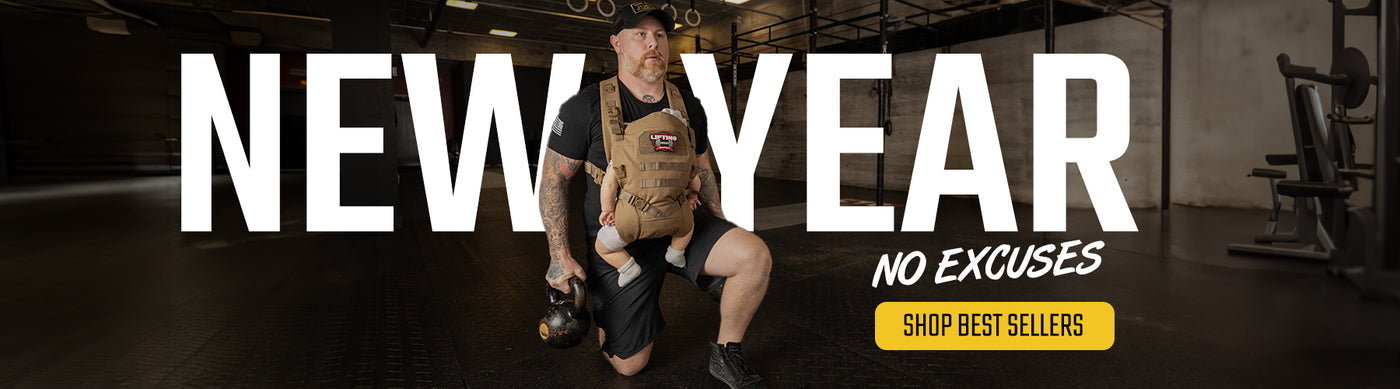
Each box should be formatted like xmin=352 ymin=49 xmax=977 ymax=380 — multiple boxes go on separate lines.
xmin=875 ymin=302 xmax=1114 ymax=350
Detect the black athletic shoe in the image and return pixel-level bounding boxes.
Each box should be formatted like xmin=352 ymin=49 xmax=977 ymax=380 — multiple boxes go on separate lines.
xmin=709 ymin=342 xmax=765 ymax=389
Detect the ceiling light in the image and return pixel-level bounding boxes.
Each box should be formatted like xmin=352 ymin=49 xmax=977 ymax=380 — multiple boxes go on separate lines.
xmin=726 ymin=0 xmax=750 ymax=4
xmin=489 ymin=29 xmax=518 ymax=37
xmin=674 ymin=23 xmax=683 ymax=30
xmin=446 ymin=1 xmax=478 ymax=10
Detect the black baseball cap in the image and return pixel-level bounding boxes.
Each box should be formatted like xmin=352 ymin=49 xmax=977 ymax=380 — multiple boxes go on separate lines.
xmin=611 ymin=2 xmax=675 ymax=35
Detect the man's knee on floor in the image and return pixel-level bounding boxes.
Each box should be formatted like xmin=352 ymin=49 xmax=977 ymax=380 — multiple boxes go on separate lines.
xmin=609 ymin=352 xmax=650 ymax=376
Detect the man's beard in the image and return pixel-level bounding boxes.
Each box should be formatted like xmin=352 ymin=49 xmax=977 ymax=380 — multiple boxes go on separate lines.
xmin=623 ymin=50 xmax=666 ymax=83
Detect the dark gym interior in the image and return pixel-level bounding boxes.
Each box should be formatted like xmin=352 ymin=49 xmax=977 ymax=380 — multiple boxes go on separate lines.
xmin=1 ymin=0 xmax=1399 ymax=387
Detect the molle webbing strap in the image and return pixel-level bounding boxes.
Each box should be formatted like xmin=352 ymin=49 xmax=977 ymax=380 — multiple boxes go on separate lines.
xmin=663 ymin=80 xmax=696 ymax=166
xmin=617 ymin=189 xmax=678 ymax=219
xmin=588 ymin=76 xmax=625 ymax=186
xmin=639 ymin=162 xmax=691 ymax=172
xmin=585 ymin=161 xmax=606 ymax=186
xmin=601 ymin=77 xmax=624 ymax=148
xmin=664 ymin=81 xmax=687 ymax=120
xmin=640 ymin=178 xmax=688 ymax=188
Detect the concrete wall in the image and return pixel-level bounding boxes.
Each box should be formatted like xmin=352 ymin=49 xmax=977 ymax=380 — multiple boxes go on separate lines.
xmin=0 ymin=12 xmax=616 ymax=175
xmin=730 ymin=14 xmax=1163 ymax=208
xmin=0 ymin=18 xmax=220 ymax=174
xmin=720 ymin=0 xmax=1382 ymax=210
xmin=670 ymin=0 xmax=801 ymax=59
xmin=1171 ymin=0 xmax=1377 ymax=208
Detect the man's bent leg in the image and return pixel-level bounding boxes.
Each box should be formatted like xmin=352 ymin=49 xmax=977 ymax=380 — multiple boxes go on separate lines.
xmin=598 ymin=327 xmax=653 ymax=376
xmin=699 ymin=228 xmax=771 ymax=344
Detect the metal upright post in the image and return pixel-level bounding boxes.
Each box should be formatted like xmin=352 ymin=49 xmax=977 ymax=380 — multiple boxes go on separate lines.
xmin=809 ymin=1 xmax=818 ymax=59
xmin=0 ymin=30 xmax=8 ymax=179
xmin=1332 ymin=0 xmax=1345 ymax=67
xmin=876 ymin=0 xmax=889 ymax=206
xmin=1377 ymin=0 xmax=1399 ymax=272
xmin=1329 ymin=0 xmax=1349 ymax=158
xmin=1162 ymin=7 xmax=1171 ymax=210
xmin=1044 ymin=0 xmax=1054 ymax=53
xmin=731 ymin=21 xmax=739 ymax=127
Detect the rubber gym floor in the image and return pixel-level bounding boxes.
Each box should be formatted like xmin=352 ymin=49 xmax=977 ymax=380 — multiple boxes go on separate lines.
xmin=1 ymin=168 xmax=1398 ymax=387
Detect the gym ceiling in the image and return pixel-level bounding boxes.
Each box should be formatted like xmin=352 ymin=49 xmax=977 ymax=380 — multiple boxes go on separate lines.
xmin=0 ymin=0 xmax=1169 ymax=54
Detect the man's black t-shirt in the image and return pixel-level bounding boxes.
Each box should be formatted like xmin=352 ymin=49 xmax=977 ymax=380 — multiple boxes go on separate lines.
xmin=547 ymin=80 xmax=709 ymax=237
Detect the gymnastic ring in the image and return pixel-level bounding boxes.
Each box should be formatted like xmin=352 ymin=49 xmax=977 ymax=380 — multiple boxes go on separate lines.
xmin=660 ymin=3 xmax=680 ymax=21
xmin=566 ymin=0 xmax=589 ymax=13
xmin=684 ymin=8 xmax=701 ymax=27
xmin=597 ymin=0 xmax=617 ymax=17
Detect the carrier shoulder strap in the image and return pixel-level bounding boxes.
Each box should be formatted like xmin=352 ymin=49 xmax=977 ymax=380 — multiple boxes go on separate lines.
xmin=663 ymin=81 xmax=700 ymax=180
xmin=584 ymin=77 xmax=625 ymax=186
xmin=663 ymin=80 xmax=687 ymax=121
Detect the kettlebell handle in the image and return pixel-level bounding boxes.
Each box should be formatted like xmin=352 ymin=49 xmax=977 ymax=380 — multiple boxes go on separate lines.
xmin=568 ymin=277 xmax=586 ymax=308
xmin=548 ymin=277 xmax=587 ymax=307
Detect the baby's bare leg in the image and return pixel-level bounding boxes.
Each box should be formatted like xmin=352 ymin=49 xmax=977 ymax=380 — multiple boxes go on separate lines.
xmin=596 ymin=225 xmax=641 ymax=287
xmin=595 ymin=239 xmax=631 ymax=269
xmin=670 ymin=225 xmax=694 ymax=251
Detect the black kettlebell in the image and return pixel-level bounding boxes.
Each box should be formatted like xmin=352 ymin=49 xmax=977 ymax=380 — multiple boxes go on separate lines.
xmin=539 ymin=277 xmax=591 ymax=349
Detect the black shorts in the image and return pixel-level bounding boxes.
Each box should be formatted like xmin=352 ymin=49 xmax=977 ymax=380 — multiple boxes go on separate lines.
xmin=584 ymin=206 xmax=736 ymax=359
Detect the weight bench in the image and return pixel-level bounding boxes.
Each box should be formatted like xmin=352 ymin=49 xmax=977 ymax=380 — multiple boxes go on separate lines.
xmin=1229 ymin=84 xmax=1355 ymax=261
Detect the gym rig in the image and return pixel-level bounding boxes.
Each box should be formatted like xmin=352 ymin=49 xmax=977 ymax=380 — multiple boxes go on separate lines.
xmin=1228 ymin=0 xmax=1400 ymax=298
xmin=664 ymin=0 xmax=1172 ymax=208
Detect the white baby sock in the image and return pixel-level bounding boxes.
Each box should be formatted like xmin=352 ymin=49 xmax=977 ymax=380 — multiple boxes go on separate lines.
xmin=665 ymin=246 xmax=686 ymax=268
xmin=617 ymin=257 xmax=641 ymax=287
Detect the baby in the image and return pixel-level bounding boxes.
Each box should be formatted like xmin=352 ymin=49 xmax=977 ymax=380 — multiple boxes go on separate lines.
xmin=594 ymin=108 xmax=702 ymax=287
xmin=596 ymin=166 xmax=702 ymax=287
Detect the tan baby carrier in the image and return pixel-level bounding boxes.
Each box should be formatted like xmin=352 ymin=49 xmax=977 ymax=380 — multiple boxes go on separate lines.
xmin=584 ymin=77 xmax=698 ymax=243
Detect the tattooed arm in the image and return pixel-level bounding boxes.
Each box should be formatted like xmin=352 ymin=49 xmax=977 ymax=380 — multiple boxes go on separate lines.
xmin=540 ymin=149 xmax=587 ymax=293
xmin=695 ymin=152 xmax=725 ymax=220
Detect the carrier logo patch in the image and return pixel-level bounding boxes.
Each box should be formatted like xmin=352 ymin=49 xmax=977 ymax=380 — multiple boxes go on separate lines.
xmin=650 ymin=132 xmax=678 ymax=152
xmin=551 ymin=117 xmax=564 ymax=136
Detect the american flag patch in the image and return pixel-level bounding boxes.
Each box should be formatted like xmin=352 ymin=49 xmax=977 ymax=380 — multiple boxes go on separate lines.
xmin=552 ymin=117 xmax=564 ymax=136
